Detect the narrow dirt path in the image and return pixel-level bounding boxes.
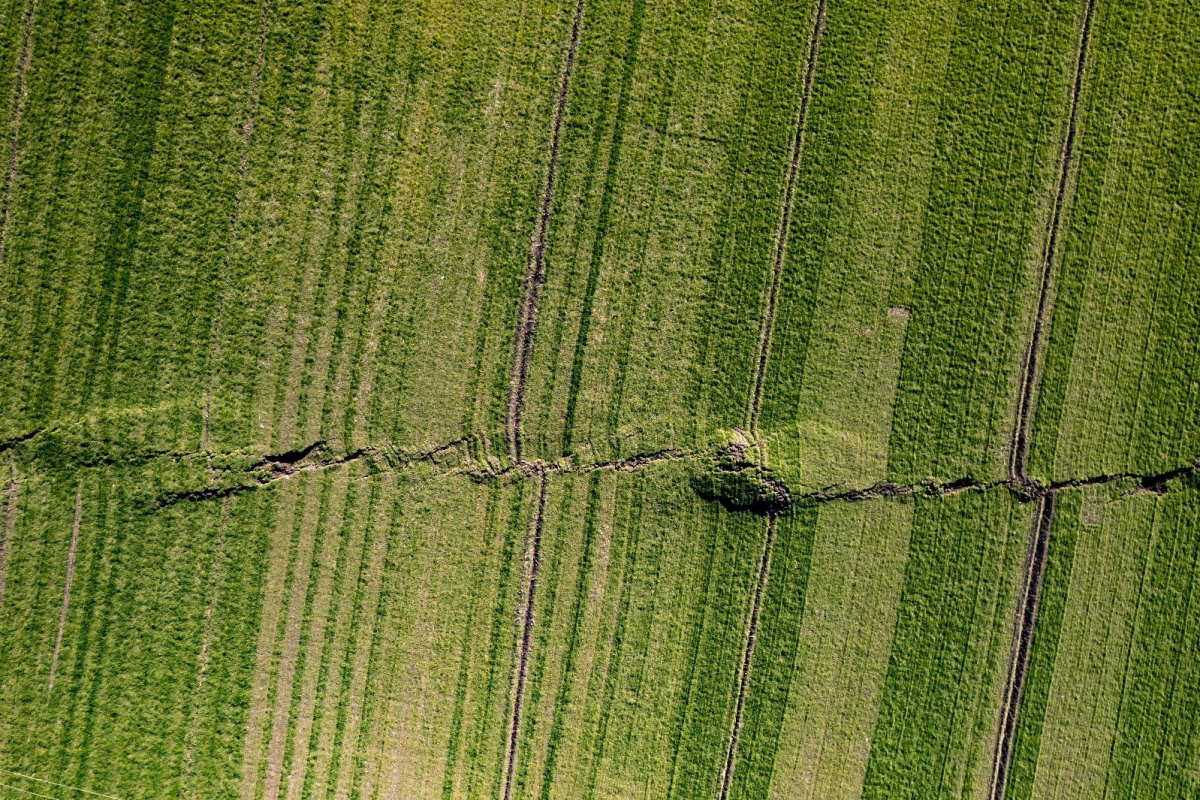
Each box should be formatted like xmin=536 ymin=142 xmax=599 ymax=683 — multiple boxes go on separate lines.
xmin=501 ymin=475 xmax=548 ymax=800
xmin=989 ymin=491 xmax=1056 ymax=800
xmin=0 ymin=0 xmax=39 ymax=279
xmin=747 ymin=0 xmax=829 ymax=437
xmin=506 ymin=0 xmax=586 ymax=464
xmin=48 ymin=481 xmax=82 ymax=694
xmin=181 ymin=497 xmax=231 ymax=800
xmin=0 ymin=475 xmax=18 ymax=615
xmin=717 ymin=515 xmax=778 ymax=800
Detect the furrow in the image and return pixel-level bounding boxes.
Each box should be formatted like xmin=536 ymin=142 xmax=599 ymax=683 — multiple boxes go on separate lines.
xmin=1009 ymin=0 xmax=1096 ymax=483
xmin=181 ymin=497 xmax=231 ymax=800
xmin=48 ymin=481 xmax=83 ymax=694
xmin=989 ymin=491 xmax=1056 ymax=800
xmin=0 ymin=0 xmax=38 ymax=279
xmin=747 ymin=0 xmax=828 ymax=436
xmin=717 ymin=515 xmax=777 ymax=800
xmin=502 ymin=475 xmax=548 ymax=800
xmin=506 ymin=0 xmax=586 ymax=465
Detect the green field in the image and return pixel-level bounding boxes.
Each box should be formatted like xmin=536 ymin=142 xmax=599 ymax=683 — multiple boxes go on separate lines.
xmin=0 ymin=0 xmax=1198 ymax=797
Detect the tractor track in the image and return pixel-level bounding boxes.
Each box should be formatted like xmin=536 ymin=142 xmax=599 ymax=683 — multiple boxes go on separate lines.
xmin=748 ymin=0 xmax=828 ymax=436
xmin=506 ymin=0 xmax=586 ymax=465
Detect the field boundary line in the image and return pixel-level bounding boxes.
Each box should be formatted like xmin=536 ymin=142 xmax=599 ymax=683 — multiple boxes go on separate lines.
xmin=989 ymin=491 xmax=1056 ymax=800
xmin=747 ymin=0 xmax=828 ymax=438
xmin=506 ymin=0 xmax=586 ymax=465
xmin=717 ymin=515 xmax=778 ymax=800
xmin=202 ymin=0 xmax=273 ymax=456
xmin=48 ymin=481 xmax=83 ymax=694
xmin=1009 ymin=0 xmax=1096 ymax=484
xmin=0 ymin=474 xmax=18 ymax=615
xmin=180 ymin=497 xmax=231 ymax=800
xmin=0 ymin=0 xmax=38 ymax=280
xmin=501 ymin=475 xmax=548 ymax=800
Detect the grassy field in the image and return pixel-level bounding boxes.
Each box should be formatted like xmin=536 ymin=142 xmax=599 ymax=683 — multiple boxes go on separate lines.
xmin=0 ymin=0 xmax=1198 ymax=797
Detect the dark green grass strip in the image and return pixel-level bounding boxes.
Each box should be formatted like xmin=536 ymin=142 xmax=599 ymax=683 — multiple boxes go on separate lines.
xmin=1004 ymin=490 xmax=1080 ymax=800
xmin=559 ymin=0 xmax=644 ymax=457
xmin=727 ymin=508 xmax=818 ymax=799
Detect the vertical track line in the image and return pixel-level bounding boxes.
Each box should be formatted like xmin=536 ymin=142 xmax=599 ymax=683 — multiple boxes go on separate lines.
xmin=747 ymin=0 xmax=828 ymax=438
xmin=501 ymin=474 xmax=548 ymax=800
xmin=990 ymin=491 xmax=1056 ymax=800
xmin=201 ymin=0 xmax=273 ymax=455
xmin=1009 ymin=0 xmax=1096 ymax=484
xmin=506 ymin=0 xmax=586 ymax=465
xmin=717 ymin=515 xmax=778 ymax=800
xmin=181 ymin=496 xmax=231 ymax=800
xmin=0 ymin=0 xmax=38 ymax=279
xmin=48 ymin=480 xmax=83 ymax=694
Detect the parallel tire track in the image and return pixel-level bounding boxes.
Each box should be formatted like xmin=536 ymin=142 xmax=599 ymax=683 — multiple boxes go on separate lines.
xmin=501 ymin=475 xmax=548 ymax=800
xmin=0 ymin=0 xmax=38 ymax=279
xmin=1009 ymin=0 xmax=1096 ymax=483
xmin=717 ymin=515 xmax=778 ymax=800
xmin=506 ymin=0 xmax=586 ymax=464
xmin=991 ymin=6 xmax=1094 ymax=798
xmin=48 ymin=481 xmax=83 ymax=694
xmin=990 ymin=491 xmax=1056 ymax=800
xmin=747 ymin=0 xmax=828 ymax=436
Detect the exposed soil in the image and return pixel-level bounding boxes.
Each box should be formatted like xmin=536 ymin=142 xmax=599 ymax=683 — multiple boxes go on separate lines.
xmin=0 ymin=477 xmax=19 ymax=615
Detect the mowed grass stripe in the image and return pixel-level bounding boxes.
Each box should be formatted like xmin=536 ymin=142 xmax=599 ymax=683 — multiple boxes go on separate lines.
xmin=756 ymin=0 xmax=955 ymax=493
xmin=861 ymin=489 xmax=1030 ymax=800
xmin=882 ymin=0 xmax=1082 ymax=485
xmin=521 ymin=0 xmax=818 ymax=464
xmin=1007 ymin=479 xmax=1200 ymax=798
xmin=1028 ymin=0 xmax=1200 ymax=482
xmin=0 ymin=472 xmax=17 ymax=614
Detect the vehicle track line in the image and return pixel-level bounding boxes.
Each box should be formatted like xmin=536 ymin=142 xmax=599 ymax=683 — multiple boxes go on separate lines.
xmin=202 ymin=0 xmax=272 ymax=455
xmin=989 ymin=491 xmax=1056 ymax=800
xmin=48 ymin=481 xmax=83 ymax=694
xmin=181 ymin=497 xmax=230 ymax=800
xmin=747 ymin=0 xmax=828 ymax=437
xmin=717 ymin=515 xmax=778 ymax=800
xmin=506 ymin=0 xmax=586 ymax=465
xmin=501 ymin=474 xmax=548 ymax=800
xmin=0 ymin=475 xmax=18 ymax=615
xmin=0 ymin=0 xmax=38 ymax=280
xmin=1009 ymin=0 xmax=1096 ymax=484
